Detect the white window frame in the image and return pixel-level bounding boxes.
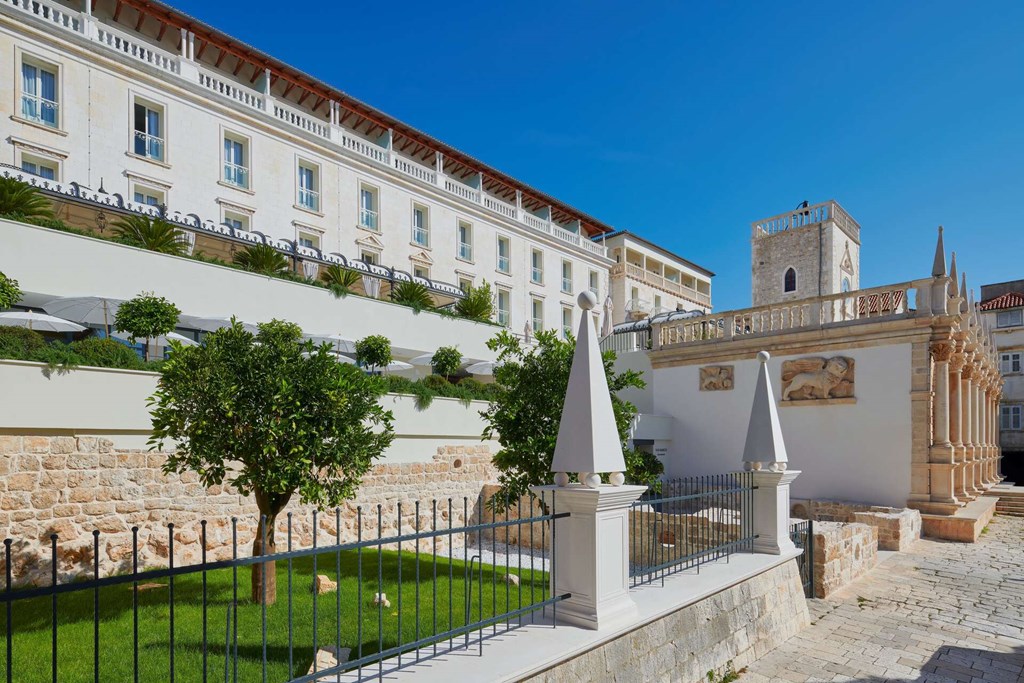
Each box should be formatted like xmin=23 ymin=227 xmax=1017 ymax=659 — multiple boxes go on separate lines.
xmin=589 ymin=269 xmax=599 ymax=297
xmin=19 ymin=152 xmax=59 ymax=181
xmin=458 ymin=275 xmax=473 ymax=292
xmin=222 ymin=130 xmax=250 ymax=190
xmin=531 ymin=248 xmax=544 ymax=285
xmin=496 ymin=235 xmax=511 ymax=275
xmin=1001 ymin=404 xmax=1022 ymax=431
xmin=413 ymin=265 xmax=431 ymax=280
xmin=496 ymin=287 xmax=511 ymax=327
xmin=297 ymin=229 xmax=321 ymax=250
xmin=358 ymin=181 xmax=379 ymax=230
xmin=561 ymin=305 xmax=573 ymax=339
xmin=131 ymin=96 xmax=166 ymax=162
xmin=297 ymin=160 xmax=321 ymax=213
xmin=132 ymin=183 xmax=165 ymax=208
xmin=1001 ymin=351 xmax=1023 ymax=375
xmin=222 ymin=209 xmax=250 ymax=232
xmin=996 ymin=309 xmax=1024 ymax=328
xmin=531 ymin=297 xmax=544 ymax=333
xmin=19 ymin=53 xmax=61 ymax=130
xmin=360 ymin=250 xmax=378 ymax=266
xmin=411 ymin=202 xmax=430 ymax=247
xmin=560 ymin=260 xmax=573 ymax=294
xmin=457 ymin=220 xmax=474 ymax=262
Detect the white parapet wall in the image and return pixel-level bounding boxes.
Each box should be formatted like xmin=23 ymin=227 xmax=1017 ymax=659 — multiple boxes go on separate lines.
xmin=2 ymin=220 xmax=501 ymax=361
xmin=0 ymin=360 xmax=495 ymax=460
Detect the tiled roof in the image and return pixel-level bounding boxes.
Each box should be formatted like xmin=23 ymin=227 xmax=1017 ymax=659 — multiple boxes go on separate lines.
xmin=979 ymin=292 xmax=1024 ymax=311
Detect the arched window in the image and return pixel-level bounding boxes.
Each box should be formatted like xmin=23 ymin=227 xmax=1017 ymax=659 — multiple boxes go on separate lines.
xmin=784 ymin=268 xmax=797 ymax=293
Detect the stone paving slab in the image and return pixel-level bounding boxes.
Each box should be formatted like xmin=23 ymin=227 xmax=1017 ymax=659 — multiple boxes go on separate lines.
xmin=742 ymin=516 xmax=1024 ymax=683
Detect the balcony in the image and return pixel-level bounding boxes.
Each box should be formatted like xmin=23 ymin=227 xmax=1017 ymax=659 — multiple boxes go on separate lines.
xmin=1 ymin=0 xmax=609 ymax=261
xmin=132 ymin=130 xmax=164 ymax=161
xmin=222 ymin=162 xmax=249 ymax=189
xmin=752 ymin=200 xmax=860 ymax=241
xmin=612 ymin=263 xmax=711 ymax=307
xmin=20 ymin=94 xmax=59 ymax=128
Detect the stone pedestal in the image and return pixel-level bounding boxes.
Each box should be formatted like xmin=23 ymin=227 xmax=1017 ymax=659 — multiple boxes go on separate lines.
xmin=750 ymin=470 xmax=801 ymax=555
xmin=532 ymin=483 xmax=647 ymax=631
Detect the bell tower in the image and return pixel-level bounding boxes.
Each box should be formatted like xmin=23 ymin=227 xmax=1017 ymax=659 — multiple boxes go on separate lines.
xmin=750 ymin=200 xmax=861 ymax=307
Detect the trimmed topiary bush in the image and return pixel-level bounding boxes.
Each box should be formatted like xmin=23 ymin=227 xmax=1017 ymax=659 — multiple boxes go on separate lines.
xmin=0 ymin=326 xmax=46 ymax=360
xmin=430 ymin=346 xmax=462 ymax=380
xmin=355 ymin=335 xmax=392 ymax=373
xmin=68 ymin=337 xmax=144 ymax=369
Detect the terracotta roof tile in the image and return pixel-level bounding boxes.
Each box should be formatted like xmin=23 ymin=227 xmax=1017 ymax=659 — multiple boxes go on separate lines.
xmin=979 ymin=291 xmax=1024 ymax=311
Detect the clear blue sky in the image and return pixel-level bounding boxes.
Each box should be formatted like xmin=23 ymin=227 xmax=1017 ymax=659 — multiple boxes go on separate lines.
xmin=174 ymin=0 xmax=1023 ymax=310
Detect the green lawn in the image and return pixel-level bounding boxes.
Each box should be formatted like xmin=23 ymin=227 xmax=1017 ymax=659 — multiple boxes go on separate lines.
xmin=0 ymin=549 xmax=549 ymax=682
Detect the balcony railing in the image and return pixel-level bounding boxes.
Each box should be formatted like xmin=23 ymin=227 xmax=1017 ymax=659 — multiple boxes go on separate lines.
xmin=752 ymin=200 xmax=860 ymax=240
xmin=359 ymin=208 xmax=378 ymax=230
xmin=612 ymin=263 xmax=711 ymax=306
xmin=1 ymin=0 xmax=610 ymax=260
xmin=20 ymin=94 xmax=59 ymax=127
xmin=223 ymin=162 xmax=248 ymax=188
xmin=132 ymin=130 xmax=164 ymax=161
xmin=561 ymin=277 xmax=572 ymax=293
xmin=458 ymin=242 xmax=473 ymax=261
xmin=298 ymin=188 xmax=320 ymax=212
xmin=412 ymin=225 xmax=429 ymax=247
xmin=531 ymin=267 xmax=543 ymax=284
xmin=497 ymin=255 xmax=510 ymax=274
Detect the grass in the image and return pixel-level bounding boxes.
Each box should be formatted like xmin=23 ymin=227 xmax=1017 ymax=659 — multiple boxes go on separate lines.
xmin=0 ymin=549 xmax=548 ymax=682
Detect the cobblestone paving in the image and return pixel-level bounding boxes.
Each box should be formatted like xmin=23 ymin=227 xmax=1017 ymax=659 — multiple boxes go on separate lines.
xmin=744 ymin=516 xmax=1024 ymax=683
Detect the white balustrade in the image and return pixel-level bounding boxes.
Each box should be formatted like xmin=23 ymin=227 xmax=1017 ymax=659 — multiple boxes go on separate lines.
xmin=483 ymin=195 xmax=516 ymax=219
xmin=2 ymin=0 xmax=81 ymax=32
xmin=522 ymin=213 xmax=549 ymax=233
xmin=392 ymin=157 xmax=436 ymax=184
xmin=752 ymin=200 xmax=860 ymax=240
xmin=197 ymin=69 xmax=265 ymax=110
xmin=444 ymin=178 xmax=480 ymax=203
xmin=340 ymin=132 xmax=388 ymax=164
xmin=273 ymin=102 xmax=329 ymax=139
xmin=552 ymin=224 xmax=580 ymax=246
xmin=96 ymin=25 xmax=179 ymax=74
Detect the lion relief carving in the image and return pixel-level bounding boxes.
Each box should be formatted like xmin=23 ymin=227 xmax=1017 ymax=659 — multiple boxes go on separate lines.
xmin=781 ymin=356 xmax=855 ymax=401
xmin=699 ymin=365 xmax=734 ymax=391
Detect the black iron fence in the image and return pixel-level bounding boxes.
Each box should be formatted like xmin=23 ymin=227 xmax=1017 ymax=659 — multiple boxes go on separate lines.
xmin=0 ymin=494 xmax=567 ymax=683
xmin=629 ymin=472 xmax=756 ymax=586
xmin=790 ymin=519 xmax=814 ymax=598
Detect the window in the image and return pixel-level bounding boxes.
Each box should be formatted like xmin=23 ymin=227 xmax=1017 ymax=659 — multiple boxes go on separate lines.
xmin=531 ymin=298 xmax=544 ymax=332
xmin=132 ymin=99 xmax=164 ymax=161
xmin=561 ymin=260 xmax=573 ymax=294
xmin=457 ymin=221 xmax=473 ymax=261
xmin=458 ymin=276 xmax=472 ymax=292
xmin=1001 ymin=405 xmax=1022 ymax=431
xmin=358 ymin=183 xmax=378 ymax=229
xmin=654 ymin=294 xmax=662 ymax=311
xmin=497 ymin=289 xmax=510 ymax=327
xmin=561 ymin=306 xmax=572 ymax=339
xmin=997 ymin=309 xmax=1024 ymax=328
xmin=20 ymin=59 xmax=58 ymax=128
xmin=497 ymin=236 xmax=511 ymax=274
xmin=360 ymin=251 xmax=377 ymax=266
xmin=413 ymin=266 xmax=430 ymax=280
xmin=222 ymin=210 xmax=249 ymax=232
xmin=412 ymin=204 xmax=429 ymax=247
xmin=1001 ymin=352 xmax=1023 ymax=375
xmin=20 ymin=155 xmax=57 ymax=181
xmin=784 ymin=267 xmax=797 ymax=293
xmin=223 ymin=134 xmax=249 ymax=189
xmin=531 ymin=249 xmax=543 ymax=284
xmin=298 ymin=231 xmax=320 ymax=250
xmin=298 ymin=162 xmax=320 ymax=212
xmin=132 ymin=184 xmax=164 ymax=207
xmin=630 ymin=286 xmax=639 ymax=301
xmin=589 ymin=270 xmax=599 ymax=297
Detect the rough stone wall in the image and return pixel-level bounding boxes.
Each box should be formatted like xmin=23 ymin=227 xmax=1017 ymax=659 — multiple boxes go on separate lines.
xmin=0 ymin=436 xmax=497 ymax=586
xmin=811 ymin=521 xmax=878 ymax=598
xmin=752 ymin=224 xmax=822 ymax=307
xmin=522 ymin=559 xmax=809 ymax=683
xmin=791 ymin=499 xmax=921 ymax=551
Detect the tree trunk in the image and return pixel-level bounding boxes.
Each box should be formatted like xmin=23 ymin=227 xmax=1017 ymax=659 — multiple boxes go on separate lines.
xmin=251 ymin=490 xmax=291 ymax=605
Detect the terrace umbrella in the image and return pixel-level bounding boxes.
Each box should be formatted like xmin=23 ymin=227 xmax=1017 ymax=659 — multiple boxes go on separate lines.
xmin=465 ymin=360 xmax=500 ymax=377
xmin=303 ymin=333 xmax=356 ymax=355
xmin=112 ymin=331 xmax=198 ymax=348
xmin=0 ymin=311 xmax=86 ymax=333
xmin=409 ymin=351 xmax=466 ymax=368
xmin=178 ymin=316 xmax=261 ymax=333
xmin=42 ymin=296 xmax=122 ymax=334
xmin=601 ymin=296 xmax=614 ymax=338
xmin=381 ymin=360 xmax=414 ymax=374
xmin=303 ymin=349 xmax=358 ymax=364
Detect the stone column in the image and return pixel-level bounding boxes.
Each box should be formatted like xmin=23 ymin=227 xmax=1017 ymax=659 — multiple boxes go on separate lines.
xmin=750 ymin=470 xmax=801 ymax=555
xmin=961 ymin=366 xmax=979 ymax=495
xmin=974 ymin=382 xmax=986 ymax=488
xmin=929 ymin=341 xmax=957 ymax=504
xmin=533 ymin=484 xmax=647 ymax=630
xmin=949 ymin=353 xmax=970 ymax=500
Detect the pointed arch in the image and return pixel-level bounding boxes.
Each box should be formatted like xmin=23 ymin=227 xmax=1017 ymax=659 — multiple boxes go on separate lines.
xmin=784 ymin=267 xmax=797 ymax=293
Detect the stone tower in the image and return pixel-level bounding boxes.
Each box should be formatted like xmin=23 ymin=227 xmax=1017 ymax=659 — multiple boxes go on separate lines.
xmin=750 ymin=200 xmax=861 ymax=307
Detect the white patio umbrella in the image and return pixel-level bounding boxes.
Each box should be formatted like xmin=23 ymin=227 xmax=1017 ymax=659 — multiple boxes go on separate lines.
xmin=601 ymin=296 xmax=614 ymax=338
xmin=465 ymin=360 xmax=500 ymax=377
xmin=112 ymin=331 xmax=198 ymax=347
xmin=381 ymin=360 xmax=414 ymax=374
xmin=362 ymin=275 xmax=382 ymax=299
xmin=179 ymin=316 xmax=261 ymax=333
xmin=409 ymin=351 xmax=466 ymax=368
xmin=303 ymin=333 xmax=356 ymax=354
xmin=42 ymin=296 xmax=122 ymax=333
xmin=0 ymin=311 xmax=86 ymax=333
xmin=302 ymin=349 xmax=358 ymax=364
xmin=523 ymin=321 xmax=533 ymax=344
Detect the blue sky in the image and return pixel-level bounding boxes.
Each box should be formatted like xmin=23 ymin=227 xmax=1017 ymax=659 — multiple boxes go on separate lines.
xmin=174 ymin=0 xmax=1023 ymax=310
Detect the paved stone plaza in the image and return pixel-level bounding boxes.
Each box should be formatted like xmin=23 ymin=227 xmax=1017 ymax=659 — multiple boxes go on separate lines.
xmin=744 ymin=516 xmax=1024 ymax=683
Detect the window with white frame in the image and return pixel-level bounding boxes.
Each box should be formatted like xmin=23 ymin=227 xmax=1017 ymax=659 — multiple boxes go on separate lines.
xmin=457 ymin=221 xmax=473 ymax=261
xmin=589 ymin=270 xmax=599 ymax=297
xmin=654 ymin=294 xmax=663 ymax=311
xmin=531 ymin=297 xmax=544 ymax=332
xmin=561 ymin=260 xmax=572 ymax=294
xmin=413 ymin=265 xmax=430 ymax=280
xmin=223 ymin=133 xmax=249 ymax=189
xmin=561 ymin=305 xmax=572 ymax=339
xmin=298 ymin=162 xmax=320 ymax=212
xmin=1001 ymin=351 xmax=1022 ymax=374
xmin=497 ymin=235 xmax=511 ymax=274
xmin=497 ymin=288 xmax=510 ymax=327
xmin=531 ymin=248 xmax=543 ymax=284
xmin=132 ymin=98 xmax=164 ymax=161
xmin=132 ymin=184 xmax=164 ymax=207
xmin=360 ymin=251 xmax=377 ymax=266
xmin=297 ymin=230 xmax=320 ymax=250
xmin=1001 ymin=404 xmax=1022 ymax=431
xmin=997 ymin=309 xmax=1024 ymax=328
xmin=412 ymin=204 xmax=429 ymax=247
xmin=458 ymin=276 xmax=472 ymax=292
xmin=20 ymin=154 xmax=58 ymax=181
xmin=358 ymin=183 xmax=378 ymax=229
xmin=20 ymin=58 xmax=59 ymax=128
xmin=222 ymin=210 xmax=249 ymax=232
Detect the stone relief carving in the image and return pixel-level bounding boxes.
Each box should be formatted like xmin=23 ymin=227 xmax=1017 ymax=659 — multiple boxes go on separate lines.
xmin=699 ymin=365 xmax=734 ymax=391
xmin=781 ymin=356 xmax=855 ymax=401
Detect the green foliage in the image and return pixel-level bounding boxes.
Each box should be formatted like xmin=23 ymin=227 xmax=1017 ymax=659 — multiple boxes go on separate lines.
xmin=454 ymin=280 xmax=494 ymax=321
xmin=0 ymin=177 xmax=54 ymax=220
xmin=111 ymin=215 xmax=187 ymax=255
xmin=0 ymin=326 xmax=45 ymax=359
xmin=323 ymin=264 xmax=361 ymax=298
xmin=481 ymin=329 xmax=647 ymax=509
xmin=382 ymin=374 xmax=496 ymax=409
xmin=233 ymin=243 xmax=289 ymax=275
xmin=421 ymin=374 xmax=451 ymax=391
xmin=113 ymin=293 xmax=180 ymax=344
xmin=623 ymin=447 xmax=664 ymax=491
xmin=355 ymin=334 xmax=392 ymax=372
xmin=150 ymin=319 xmax=395 ymax=600
xmin=707 ymin=661 xmax=740 ymax=683
xmin=431 ymin=346 xmax=462 ymax=380
xmin=29 ymin=342 xmax=81 ymax=377
xmin=68 ymin=337 xmax=144 ymax=370
xmin=391 ymin=281 xmax=433 ymax=310
xmin=0 ymin=271 xmax=22 ymax=309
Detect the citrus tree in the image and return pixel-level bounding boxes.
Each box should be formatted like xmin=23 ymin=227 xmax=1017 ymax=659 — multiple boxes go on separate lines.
xmin=149 ymin=319 xmax=395 ymax=603
xmin=0 ymin=271 xmax=21 ymax=310
xmin=355 ymin=334 xmax=392 ymax=373
xmin=431 ymin=345 xmax=462 ymax=381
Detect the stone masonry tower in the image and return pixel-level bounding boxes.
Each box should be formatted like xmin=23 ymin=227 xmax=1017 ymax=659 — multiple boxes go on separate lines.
xmin=750 ymin=200 xmax=861 ymax=307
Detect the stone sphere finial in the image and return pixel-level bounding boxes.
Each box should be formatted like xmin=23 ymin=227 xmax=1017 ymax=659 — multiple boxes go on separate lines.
xmin=578 ymin=290 xmax=597 ymax=311
xmin=757 ymin=350 xmax=771 ymax=363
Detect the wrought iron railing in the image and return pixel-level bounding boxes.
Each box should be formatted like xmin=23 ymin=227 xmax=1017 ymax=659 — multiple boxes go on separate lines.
xmin=629 ymin=472 xmax=756 ymax=587
xmin=0 ymin=495 xmax=566 ymax=682
xmin=790 ymin=519 xmax=814 ymax=598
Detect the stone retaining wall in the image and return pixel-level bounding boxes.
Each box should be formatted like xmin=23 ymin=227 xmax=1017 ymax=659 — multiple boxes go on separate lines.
xmin=0 ymin=435 xmax=497 ymax=586
xmin=521 ymin=559 xmax=809 ymax=683
xmin=811 ymin=521 xmax=878 ymax=598
xmin=791 ymin=498 xmax=921 ymax=551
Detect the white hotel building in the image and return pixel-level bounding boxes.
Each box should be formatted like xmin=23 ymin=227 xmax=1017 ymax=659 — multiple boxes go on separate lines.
xmin=0 ymin=0 xmax=714 ymax=339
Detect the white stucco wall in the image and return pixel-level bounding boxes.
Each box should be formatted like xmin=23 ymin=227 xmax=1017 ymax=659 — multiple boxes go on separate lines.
xmin=651 ymin=344 xmax=914 ymax=507
xmin=0 ymin=361 xmax=494 ymax=461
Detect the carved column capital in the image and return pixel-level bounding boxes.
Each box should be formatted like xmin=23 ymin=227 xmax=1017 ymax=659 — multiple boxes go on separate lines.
xmin=949 ymin=353 xmax=966 ymax=374
xmin=931 ymin=341 xmax=954 ymax=363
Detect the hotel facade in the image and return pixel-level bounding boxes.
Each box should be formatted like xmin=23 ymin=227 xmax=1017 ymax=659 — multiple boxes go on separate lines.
xmin=0 ymin=0 xmax=711 ymax=338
